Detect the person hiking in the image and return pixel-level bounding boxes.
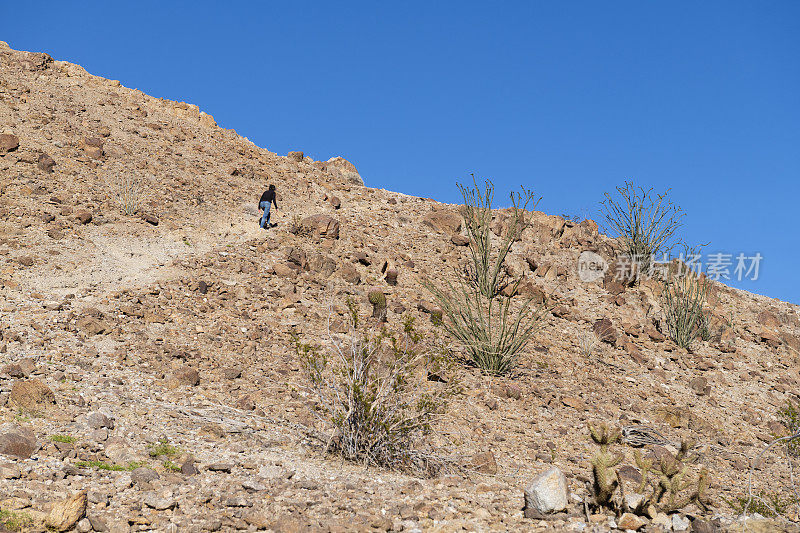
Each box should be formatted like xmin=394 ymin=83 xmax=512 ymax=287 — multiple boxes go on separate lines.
xmin=258 ymin=184 xmax=278 ymax=229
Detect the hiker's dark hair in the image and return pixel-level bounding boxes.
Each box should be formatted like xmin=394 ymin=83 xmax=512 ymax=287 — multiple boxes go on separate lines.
xmin=269 ymin=184 xmax=275 ymax=190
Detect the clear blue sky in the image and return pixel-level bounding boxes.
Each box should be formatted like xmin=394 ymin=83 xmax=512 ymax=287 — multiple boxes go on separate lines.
xmin=4 ymin=1 xmax=798 ymax=303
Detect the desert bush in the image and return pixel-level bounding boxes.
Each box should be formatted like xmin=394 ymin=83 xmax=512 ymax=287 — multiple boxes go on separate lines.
xmin=106 ymin=170 xmax=153 ymax=216
xmin=777 ymin=399 xmax=800 ymax=456
xmin=288 ymin=214 xmax=311 ymax=237
xmin=601 ymin=181 xmax=683 ymax=277
xmin=425 ymin=178 xmax=546 ymax=375
xmin=662 ymin=270 xmax=709 ymax=349
xmin=578 ymin=331 xmax=597 ymax=358
xmin=293 ymin=299 xmax=454 ymax=474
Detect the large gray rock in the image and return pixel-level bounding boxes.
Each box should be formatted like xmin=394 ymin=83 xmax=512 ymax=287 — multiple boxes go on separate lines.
xmin=524 ymin=467 xmax=569 ymax=516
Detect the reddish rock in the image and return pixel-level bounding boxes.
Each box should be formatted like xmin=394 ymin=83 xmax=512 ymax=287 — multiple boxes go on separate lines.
xmin=469 ymin=451 xmax=498 ymax=474
xmin=0 ymin=424 xmax=37 ymax=459
xmin=339 ymin=263 xmax=360 ymax=284
xmin=451 ymin=234 xmax=470 ymax=246
xmin=0 ymin=134 xmax=19 ymax=155
xmin=593 ymin=318 xmax=617 ymax=344
xmin=300 ymin=214 xmax=340 ymax=240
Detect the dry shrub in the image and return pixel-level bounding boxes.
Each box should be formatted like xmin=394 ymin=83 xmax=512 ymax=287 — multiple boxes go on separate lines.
xmin=105 ymin=169 xmax=153 ymax=216
xmin=293 ymin=299 xmax=455 ymax=475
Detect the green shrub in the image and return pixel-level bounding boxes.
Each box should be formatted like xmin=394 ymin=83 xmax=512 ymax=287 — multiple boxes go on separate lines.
xmin=50 ymin=434 xmax=76 ymax=444
xmin=0 ymin=509 xmax=34 ymax=532
xmin=425 ymin=178 xmax=545 ymax=375
xmin=662 ymin=271 xmax=709 ymax=349
xmin=75 ymin=460 xmax=145 ymax=471
xmin=294 ymin=300 xmax=454 ymax=474
xmin=148 ymin=438 xmax=180 ymax=458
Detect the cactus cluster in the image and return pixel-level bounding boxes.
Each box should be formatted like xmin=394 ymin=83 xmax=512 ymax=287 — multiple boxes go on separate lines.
xmin=589 ymin=423 xmax=623 ymax=508
xmin=588 ymin=424 xmax=711 ymax=517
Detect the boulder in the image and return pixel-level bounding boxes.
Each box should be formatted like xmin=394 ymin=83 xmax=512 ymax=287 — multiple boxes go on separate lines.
xmin=300 ymin=214 xmax=340 ymax=240
xmin=9 ymin=378 xmax=56 ymax=414
xmin=287 ymin=151 xmax=304 ymax=162
xmin=0 ymin=424 xmax=37 ymax=458
xmin=322 ymin=156 xmax=363 ymax=186
xmin=423 ymin=209 xmax=462 ymax=234
xmin=523 ymin=467 xmax=569 ymax=516
xmin=46 ymin=491 xmax=87 ymax=531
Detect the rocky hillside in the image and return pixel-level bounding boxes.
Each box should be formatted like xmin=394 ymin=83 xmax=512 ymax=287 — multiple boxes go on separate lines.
xmin=1 ymin=41 xmax=800 ymax=532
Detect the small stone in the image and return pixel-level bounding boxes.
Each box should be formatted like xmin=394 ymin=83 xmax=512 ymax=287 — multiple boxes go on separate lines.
xmin=167 ymin=367 xmax=200 ymax=388
xmin=141 ymin=213 xmax=159 ymax=225
xmin=691 ymin=518 xmax=718 ymax=533
xmin=469 ymin=451 xmax=498 ymax=474
xmin=130 ymin=467 xmax=160 ymax=485
xmin=181 ymin=458 xmax=199 ymax=476
xmin=451 ymin=234 xmax=470 ymax=246
xmin=38 ymin=153 xmax=56 ymax=172
xmin=523 ymin=467 xmax=569 ymax=516
xmin=593 ymin=317 xmax=617 ymax=344
xmin=87 ymin=411 xmax=115 ymax=429
xmin=222 ymin=366 xmax=242 ymax=379
xmin=207 ymin=462 xmax=234 ymax=473
xmin=652 ymin=513 xmax=671 ymax=529
xmin=617 ymin=512 xmax=645 ymax=531
xmin=672 ymin=514 xmax=690 ymax=531
xmin=87 ymin=516 xmax=109 ymax=532
xmin=689 ymin=376 xmax=711 ymax=396
xmin=74 ymin=210 xmax=93 ymax=224
xmin=0 ymin=462 xmax=22 ymax=479
xmin=142 ymin=492 xmax=177 ymax=510
xmin=0 ymin=133 xmax=19 ymax=154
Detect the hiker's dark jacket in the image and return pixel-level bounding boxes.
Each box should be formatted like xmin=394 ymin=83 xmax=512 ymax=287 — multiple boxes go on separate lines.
xmin=259 ymin=189 xmax=278 ymax=209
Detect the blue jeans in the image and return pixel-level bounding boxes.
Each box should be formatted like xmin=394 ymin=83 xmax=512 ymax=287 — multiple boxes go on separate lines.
xmin=260 ymin=201 xmax=271 ymax=228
